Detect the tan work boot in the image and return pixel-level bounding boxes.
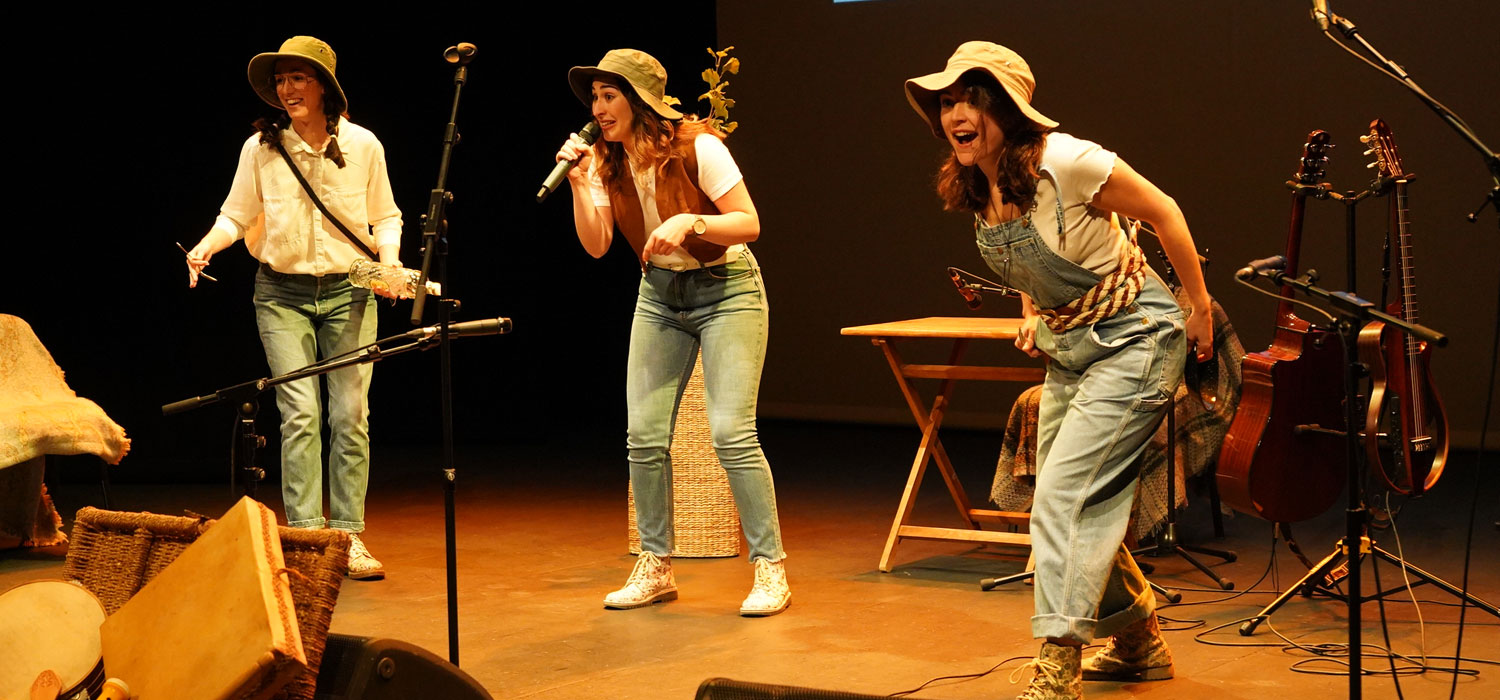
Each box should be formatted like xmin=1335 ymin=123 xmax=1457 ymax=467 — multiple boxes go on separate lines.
xmin=1013 ymin=641 xmax=1082 ymax=700
xmin=1082 ymin=613 xmax=1174 ymax=681
xmin=603 ymin=551 xmax=677 ymax=609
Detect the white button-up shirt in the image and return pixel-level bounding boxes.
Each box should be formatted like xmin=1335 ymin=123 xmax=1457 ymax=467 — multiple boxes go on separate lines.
xmin=211 ymin=117 xmax=402 ymax=275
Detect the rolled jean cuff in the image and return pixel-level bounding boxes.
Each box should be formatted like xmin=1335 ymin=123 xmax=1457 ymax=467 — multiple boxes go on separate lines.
xmin=329 ymin=519 xmax=365 ymax=533
xmin=289 ymin=517 xmax=327 ymax=529
xmin=1092 ymin=587 xmax=1156 ymax=640
xmin=1031 ymin=613 xmax=1099 ymax=645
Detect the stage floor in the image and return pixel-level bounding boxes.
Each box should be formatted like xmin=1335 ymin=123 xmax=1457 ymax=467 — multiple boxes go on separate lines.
xmin=5 ymin=421 xmax=1497 ymax=699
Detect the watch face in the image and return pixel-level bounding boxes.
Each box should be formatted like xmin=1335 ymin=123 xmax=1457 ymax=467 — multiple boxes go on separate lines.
xmin=693 ymin=217 xmax=707 ymax=235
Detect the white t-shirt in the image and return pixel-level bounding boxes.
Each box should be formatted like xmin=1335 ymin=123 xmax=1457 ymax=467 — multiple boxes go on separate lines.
xmin=1030 ymin=132 xmax=1128 ymax=276
xmin=588 ymin=132 xmax=745 ymax=267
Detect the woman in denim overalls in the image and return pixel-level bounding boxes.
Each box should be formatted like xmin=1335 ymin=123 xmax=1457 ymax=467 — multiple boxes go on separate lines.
xmin=553 ymin=49 xmax=791 ymax=616
xmin=906 ymin=42 xmax=1214 ymax=700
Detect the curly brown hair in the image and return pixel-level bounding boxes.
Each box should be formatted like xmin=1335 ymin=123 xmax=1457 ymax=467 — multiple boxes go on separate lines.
xmin=592 ymin=85 xmax=724 ymax=193
xmin=934 ymin=73 xmax=1050 ymax=214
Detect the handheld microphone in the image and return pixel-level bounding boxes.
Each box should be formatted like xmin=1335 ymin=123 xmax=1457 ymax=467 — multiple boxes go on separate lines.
xmin=949 ymin=269 xmax=983 ymax=309
xmin=400 ymin=317 xmax=512 ymax=341
xmin=1235 ymin=255 xmax=1288 ymax=281
xmin=537 ymin=121 xmax=602 ymax=203
xmin=444 ymin=42 xmax=477 ymax=64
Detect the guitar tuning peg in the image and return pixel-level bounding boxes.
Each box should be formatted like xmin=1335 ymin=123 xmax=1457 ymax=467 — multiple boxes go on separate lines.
xmin=1364 ymin=148 xmax=1375 ymax=156
xmin=1359 ymin=134 xmax=1371 ymax=143
xmin=1366 ymin=162 xmax=1377 ymax=169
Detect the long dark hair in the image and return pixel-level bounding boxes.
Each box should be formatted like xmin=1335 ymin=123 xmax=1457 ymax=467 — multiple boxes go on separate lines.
xmin=935 ymin=73 xmax=1050 ymax=214
xmin=253 ymin=81 xmax=347 ymax=168
xmin=592 ymin=85 xmax=723 ymax=193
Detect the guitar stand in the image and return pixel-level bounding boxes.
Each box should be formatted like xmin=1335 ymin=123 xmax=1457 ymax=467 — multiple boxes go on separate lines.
xmin=1231 ymin=266 xmax=1474 ymax=699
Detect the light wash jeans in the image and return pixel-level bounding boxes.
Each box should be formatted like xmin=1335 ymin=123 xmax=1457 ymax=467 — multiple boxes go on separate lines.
xmin=253 ymin=264 xmax=377 ymax=532
xmin=626 ymin=250 xmax=786 ymax=562
xmin=975 ymin=189 xmax=1184 ymax=644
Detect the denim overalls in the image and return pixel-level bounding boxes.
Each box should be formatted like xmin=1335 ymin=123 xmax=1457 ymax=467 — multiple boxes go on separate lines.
xmin=976 ymin=183 xmax=1186 ymax=644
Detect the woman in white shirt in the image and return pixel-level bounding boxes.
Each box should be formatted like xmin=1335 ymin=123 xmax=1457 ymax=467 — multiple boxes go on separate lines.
xmin=184 ymin=36 xmax=401 ymax=581
xmin=553 ymin=48 xmax=790 ymax=616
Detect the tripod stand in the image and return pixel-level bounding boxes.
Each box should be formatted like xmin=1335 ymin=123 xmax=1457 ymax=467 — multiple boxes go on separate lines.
xmin=1230 ymin=265 xmax=1500 ymax=699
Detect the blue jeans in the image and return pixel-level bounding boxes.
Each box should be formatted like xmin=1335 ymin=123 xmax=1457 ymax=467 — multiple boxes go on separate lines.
xmin=1029 ymin=278 xmax=1185 ymax=643
xmin=253 ymin=265 xmax=377 ymax=532
xmin=626 ymin=250 xmax=786 ymax=562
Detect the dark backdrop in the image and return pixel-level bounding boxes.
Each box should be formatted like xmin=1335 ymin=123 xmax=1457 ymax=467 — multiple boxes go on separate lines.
xmin=9 ymin=3 xmax=1498 ymax=485
xmin=11 ymin=11 xmax=717 ymax=481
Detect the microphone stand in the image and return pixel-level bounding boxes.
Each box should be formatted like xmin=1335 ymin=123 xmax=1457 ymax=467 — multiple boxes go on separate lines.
xmin=1229 ymin=268 xmax=1500 ymax=700
xmin=1319 ymin=9 xmax=1500 ymax=227
xmin=410 ymin=43 xmax=475 ymax=667
xmin=163 ymin=334 xmax=447 ymax=500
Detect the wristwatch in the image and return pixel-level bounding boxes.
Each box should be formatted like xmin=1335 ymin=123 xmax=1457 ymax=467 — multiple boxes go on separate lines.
xmin=691 ymin=215 xmax=707 ymax=236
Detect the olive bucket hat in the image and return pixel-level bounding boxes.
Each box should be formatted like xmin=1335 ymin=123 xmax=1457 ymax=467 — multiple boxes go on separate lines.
xmin=904 ymin=41 xmax=1058 ymax=139
xmin=247 ymin=36 xmax=347 ymax=112
xmin=568 ymin=48 xmax=682 ymax=120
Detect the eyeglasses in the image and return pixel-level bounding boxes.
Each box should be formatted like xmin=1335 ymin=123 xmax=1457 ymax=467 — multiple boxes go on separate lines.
xmin=271 ymin=73 xmax=317 ymax=90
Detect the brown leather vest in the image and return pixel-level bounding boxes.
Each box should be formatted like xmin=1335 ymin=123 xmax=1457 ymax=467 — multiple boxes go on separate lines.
xmin=605 ymin=135 xmax=729 ymax=267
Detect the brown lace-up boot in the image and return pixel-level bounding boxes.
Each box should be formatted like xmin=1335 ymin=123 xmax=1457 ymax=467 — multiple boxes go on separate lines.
xmin=1082 ymin=613 xmax=1174 ymax=681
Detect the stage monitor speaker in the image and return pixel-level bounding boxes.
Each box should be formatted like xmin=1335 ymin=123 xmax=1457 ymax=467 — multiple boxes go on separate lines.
xmin=697 ymin=677 xmax=938 ymax=700
xmin=314 ymin=634 xmax=492 ymax=700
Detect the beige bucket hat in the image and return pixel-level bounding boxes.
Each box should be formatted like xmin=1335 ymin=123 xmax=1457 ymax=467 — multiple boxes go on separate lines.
xmin=905 ymin=41 xmax=1058 ymax=138
xmin=568 ymin=48 xmax=682 ymax=120
xmin=247 ymin=36 xmax=347 ymax=112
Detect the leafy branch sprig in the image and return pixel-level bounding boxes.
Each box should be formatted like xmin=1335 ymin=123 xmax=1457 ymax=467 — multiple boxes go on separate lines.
xmin=699 ymin=47 xmax=740 ymax=134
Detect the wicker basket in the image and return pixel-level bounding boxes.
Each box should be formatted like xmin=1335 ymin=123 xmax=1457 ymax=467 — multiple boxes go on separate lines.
xmin=62 ymin=507 xmax=349 ymax=700
xmin=628 ymin=356 xmax=742 ymax=557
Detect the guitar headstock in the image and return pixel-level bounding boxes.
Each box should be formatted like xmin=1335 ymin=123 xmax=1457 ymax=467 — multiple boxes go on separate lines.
xmin=1362 ymin=118 xmax=1403 ymax=180
xmin=1295 ymin=129 xmax=1333 ymax=185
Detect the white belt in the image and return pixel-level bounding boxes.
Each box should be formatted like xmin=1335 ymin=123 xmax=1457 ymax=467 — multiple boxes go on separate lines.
xmin=647 ymin=246 xmax=741 ymax=272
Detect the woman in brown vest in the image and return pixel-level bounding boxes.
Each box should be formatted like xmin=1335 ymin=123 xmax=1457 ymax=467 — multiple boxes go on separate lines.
xmin=553 ymin=49 xmax=790 ymax=616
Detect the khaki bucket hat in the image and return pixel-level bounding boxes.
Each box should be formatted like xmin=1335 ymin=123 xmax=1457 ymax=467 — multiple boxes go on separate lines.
xmin=247 ymin=36 xmax=347 ymax=112
xmin=568 ymin=49 xmax=682 ymax=120
xmin=905 ymin=41 xmax=1058 ymax=138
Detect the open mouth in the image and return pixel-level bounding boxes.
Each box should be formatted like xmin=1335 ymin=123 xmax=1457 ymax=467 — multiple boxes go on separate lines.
xmin=953 ymin=132 xmax=977 ymax=145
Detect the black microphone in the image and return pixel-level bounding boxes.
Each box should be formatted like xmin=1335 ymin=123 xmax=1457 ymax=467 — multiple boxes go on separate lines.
xmin=399 ymin=317 xmax=512 ymax=341
xmin=949 ymin=270 xmax=983 ymax=310
xmin=537 ymin=121 xmax=602 ymax=203
xmin=1235 ymin=255 xmax=1287 ymax=281
xmin=1310 ymin=0 xmax=1331 ymax=31
xmin=444 ymin=42 xmax=477 ymax=64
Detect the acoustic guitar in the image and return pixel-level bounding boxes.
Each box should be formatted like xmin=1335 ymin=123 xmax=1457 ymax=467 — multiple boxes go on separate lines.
xmin=1217 ymin=130 xmax=1347 ymax=523
xmin=1357 ymin=119 xmax=1449 ymax=496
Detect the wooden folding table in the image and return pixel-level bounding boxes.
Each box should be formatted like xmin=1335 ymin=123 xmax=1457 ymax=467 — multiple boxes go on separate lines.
xmin=841 ymin=316 xmax=1046 ymax=572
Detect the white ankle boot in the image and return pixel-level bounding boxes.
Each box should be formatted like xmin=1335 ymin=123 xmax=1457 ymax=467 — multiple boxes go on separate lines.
xmin=346 ymin=533 xmax=385 ymax=580
xmin=739 ymin=558 xmax=790 ymax=616
xmin=604 ymin=551 xmax=677 ymax=609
